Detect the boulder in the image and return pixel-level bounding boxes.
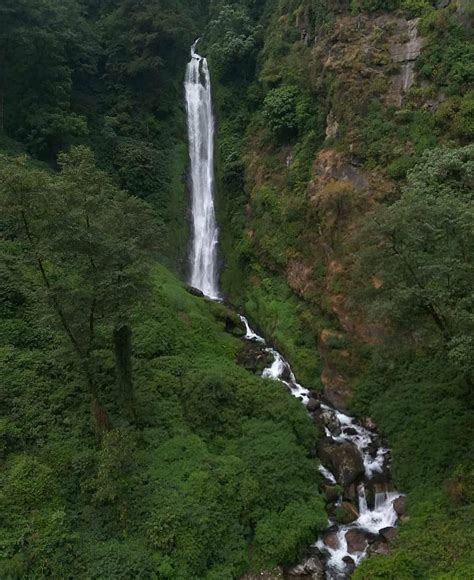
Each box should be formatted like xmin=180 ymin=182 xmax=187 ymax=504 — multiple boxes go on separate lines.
xmin=342 ymin=556 xmax=356 ymax=573
xmin=368 ymin=537 xmax=391 ymax=556
xmin=345 ymin=528 xmax=370 ymax=554
xmin=323 ymin=530 xmax=339 ymax=550
xmin=307 ymin=398 xmax=321 ymax=412
xmin=333 ymin=501 xmax=359 ymax=524
xmin=186 ymin=286 xmax=204 ymax=297
xmin=319 ymin=411 xmax=342 ymax=436
xmin=323 ymin=484 xmax=341 ymax=503
xmin=287 ymin=556 xmax=325 ymax=579
xmin=318 ymin=441 xmax=364 ymax=486
xmin=392 ymin=495 xmax=407 ymax=517
xmin=380 ymin=526 xmax=398 ymax=544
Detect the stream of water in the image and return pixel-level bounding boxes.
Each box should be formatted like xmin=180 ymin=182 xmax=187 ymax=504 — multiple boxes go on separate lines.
xmin=185 ymin=41 xmax=402 ymax=579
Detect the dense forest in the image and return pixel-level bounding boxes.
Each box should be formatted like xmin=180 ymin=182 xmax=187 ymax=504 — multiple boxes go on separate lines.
xmin=0 ymin=0 xmax=473 ymax=578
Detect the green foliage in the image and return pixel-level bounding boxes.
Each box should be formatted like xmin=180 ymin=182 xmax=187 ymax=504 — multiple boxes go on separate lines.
xmin=263 ymin=85 xmax=301 ymax=140
xmin=207 ymin=4 xmax=262 ymax=81
xmin=355 ymin=145 xmax=474 ymax=352
xmin=253 ymin=497 xmax=327 ymax=569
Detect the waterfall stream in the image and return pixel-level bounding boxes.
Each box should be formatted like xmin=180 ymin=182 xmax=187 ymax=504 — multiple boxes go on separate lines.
xmin=185 ymin=40 xmax=220 ymax=299
xmin=185 ymin=41 xmax=402 ymax=579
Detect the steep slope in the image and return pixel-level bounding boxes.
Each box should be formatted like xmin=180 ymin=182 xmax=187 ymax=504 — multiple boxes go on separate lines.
xmin=207 ymin=0 xmax=474 ymax=576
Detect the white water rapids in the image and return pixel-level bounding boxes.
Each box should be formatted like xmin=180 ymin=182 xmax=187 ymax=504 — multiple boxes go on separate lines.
xmin=185 ymin=41 xmax=402 ymax=579
xmin=185 ymin=40 xmax=220 ymax=299
xmin=241 ymin=316 xmax=403 ymax=578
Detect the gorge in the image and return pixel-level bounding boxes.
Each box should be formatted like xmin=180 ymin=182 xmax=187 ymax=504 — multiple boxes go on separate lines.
xmin=0 ymin=0 xmax=472 ymax=578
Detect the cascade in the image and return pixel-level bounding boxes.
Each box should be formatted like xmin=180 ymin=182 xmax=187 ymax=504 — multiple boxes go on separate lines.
xmin=185 ymin=41 xmax=402 ymax=579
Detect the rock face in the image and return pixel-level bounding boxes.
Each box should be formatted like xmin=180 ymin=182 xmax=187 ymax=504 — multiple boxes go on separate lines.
xmin=318 ymin=441 xmax=364 ymax=486
xmin=388 ymin=18 xmax=423 ymax=106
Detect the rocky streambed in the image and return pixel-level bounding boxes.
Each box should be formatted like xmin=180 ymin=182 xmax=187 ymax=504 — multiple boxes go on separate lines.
xmin=240 ymin=316 xmax=406 ymax=579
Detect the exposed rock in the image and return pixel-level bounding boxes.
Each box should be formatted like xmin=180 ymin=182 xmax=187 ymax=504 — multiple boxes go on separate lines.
xmin=380 ymin=526 xmax=398 ymax=544
xmin=319 ymin=410 xmax=342 ymax=436
xmin=307 ymin=398 xmax=321 ymax=412
xmin=437 ymin=0 xmax=450 ymax=6
xmin=325 ymin=110 xmax=340 ymax=140
xmin=323 ymin=484 xmax=341 ymax=503
xmin=287 ymin=556 xmax=325 ymax=579
xmin=333 ymin=501 xmax=359 ymax=524
xmin=388 ymin=19 xmax=423 ymax=106
xmin=186 ymin=286 xmax=204 ymax=297
xmin=392 ymin=495 xmax=407 ymax=517
xmin=360 ymin=416 xmax=377 ymax=431
xmin=318 ymin=441 xmax=364 ymax=486
xmin=323 ymin=530 xmax=339 ymax=550
xmin=368 ymin=537 xmax=391 ymax=556
xmin=237 ymin=343 xmax=273 ymax=374
xmin=345 ymin=528 xmax=370 ymax=553
xmin=343 ymin=483 xmax=358 ymax=502
xmin=342 ymin=555 xmax=356 ymax=573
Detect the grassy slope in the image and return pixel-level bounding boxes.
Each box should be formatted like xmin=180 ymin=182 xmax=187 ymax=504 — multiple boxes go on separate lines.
xmin=0 ymin=253 xmax=326 ymax=578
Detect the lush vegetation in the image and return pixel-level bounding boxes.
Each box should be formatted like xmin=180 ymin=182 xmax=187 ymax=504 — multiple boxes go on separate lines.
xmin=1 ymin=0 xmax=473 ymax=577
xmin=206 ymin=0 xmax=473 ymax=577
xmin=0 ymin=148 xmax=326 ymax=577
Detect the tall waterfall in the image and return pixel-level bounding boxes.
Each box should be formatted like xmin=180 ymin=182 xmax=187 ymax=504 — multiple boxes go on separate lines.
xmin=185 ymin=40 xmax=220 ymax=299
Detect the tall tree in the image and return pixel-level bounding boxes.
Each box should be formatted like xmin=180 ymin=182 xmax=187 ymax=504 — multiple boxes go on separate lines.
xmin=0 ymin=146 xmax=158 ymax=430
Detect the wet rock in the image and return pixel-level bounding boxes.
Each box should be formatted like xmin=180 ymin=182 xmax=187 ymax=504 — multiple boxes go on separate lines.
xmin=380 ymin=526 xmax=398 ymax=544
xmin=186 ymin=286 xmax=204 ymax=297
xmin=343 ymin=483 xmax=358 ymax=502
xmin=333 ymin=501 xmax=359 ymax=524
xmin=237 ymin=343 xmax=273 ymax=374
xmin=392 ymin=495 xmax=407 ymax=517
xmin=342 ymin=427 xmax=358 ymax=437
xmin=323 ymin=484 xmax=341 ymax=503
xmin=318 ymin=441 xmax=364 ymax=486
xmin=323 ymin=530 xmax=339 ymax=550
xmin=342 ymin=555 xmax=356 ymax=573
xmin=365 ymin=481 xmax=396 ymax=509
xmin=307 ymin=398 xmax=320 ymax=412
xmin=287 ymin=556 xmax=325 ymax=579
xmin=345 ymin=528 xmax=370 ymax=554
xmin=368 ymin=538 xmax=391 ymax=556
xmin=319 ymin=411 xmax=342 ymax=436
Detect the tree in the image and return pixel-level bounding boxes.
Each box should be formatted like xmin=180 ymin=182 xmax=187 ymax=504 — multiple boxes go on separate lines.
xmin=0 ymin=0 xmax=94 ymax=157
xmin=355 ymin=145 xmax=474 ymax=368
xmin=0 ymin=147 xmax=158 ymax=430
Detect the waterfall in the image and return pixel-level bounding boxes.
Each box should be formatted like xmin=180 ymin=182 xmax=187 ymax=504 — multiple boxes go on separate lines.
xmin=184 ymin=39 xmax=401 ymax=579
xmin=185 ymin=40 xmax=220 ymax=299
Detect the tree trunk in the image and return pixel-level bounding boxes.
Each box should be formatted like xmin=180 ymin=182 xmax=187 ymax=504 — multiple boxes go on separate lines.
xmin=113 ymin=323 xmax=135 ymax=420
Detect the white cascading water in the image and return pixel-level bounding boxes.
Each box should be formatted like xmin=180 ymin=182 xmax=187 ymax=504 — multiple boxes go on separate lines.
xmin=185 ymin=40 xmax=219 ymax=299
xmin=185 ymin=40 xmax=401 ymax=579
xmin=241 ymin=316 xmax=403 ymax=579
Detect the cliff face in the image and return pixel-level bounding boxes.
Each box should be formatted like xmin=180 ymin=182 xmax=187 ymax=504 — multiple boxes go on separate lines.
xmin=216 ymin=0 xmax=470 ymax=407
xmin=211 ymin=3 xmax=474 ymax=574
